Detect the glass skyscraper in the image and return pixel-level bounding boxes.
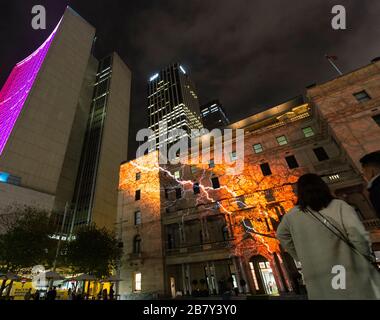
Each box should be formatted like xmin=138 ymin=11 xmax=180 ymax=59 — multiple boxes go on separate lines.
xmin=147 ymin=63 xmax=203 ymax=151
xmin=200 ymin=100 xmax=230 ymax=130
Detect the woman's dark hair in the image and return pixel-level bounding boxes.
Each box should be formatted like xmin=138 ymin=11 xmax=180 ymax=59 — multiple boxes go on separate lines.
xmin=296 ymin=174 xmax=334 ymax=211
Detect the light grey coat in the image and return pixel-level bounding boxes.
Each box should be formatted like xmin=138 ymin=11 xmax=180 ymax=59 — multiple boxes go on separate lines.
xmin=277 ymin=199 xmax=380 ymax=300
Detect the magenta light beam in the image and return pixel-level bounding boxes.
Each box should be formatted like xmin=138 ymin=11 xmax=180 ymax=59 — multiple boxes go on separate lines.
xmin=0 ymin=19 xmax=62 ymax=156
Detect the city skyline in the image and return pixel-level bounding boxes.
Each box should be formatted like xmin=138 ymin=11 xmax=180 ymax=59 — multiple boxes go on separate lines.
xmin=1 ymin=1 xmax=380 ymax=160
xmin=0 ymin=1 xmax=380 ymax=304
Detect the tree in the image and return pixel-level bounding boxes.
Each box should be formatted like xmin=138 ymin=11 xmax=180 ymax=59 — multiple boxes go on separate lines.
xmin=0 ymin=206 xmax=56 ymax=297
xmin=65 ymin=224 xmax=122 ymax=278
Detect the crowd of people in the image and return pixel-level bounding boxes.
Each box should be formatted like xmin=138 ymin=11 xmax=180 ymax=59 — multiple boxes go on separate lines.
xmin=23 ymin=284 xmax=116 ymax=300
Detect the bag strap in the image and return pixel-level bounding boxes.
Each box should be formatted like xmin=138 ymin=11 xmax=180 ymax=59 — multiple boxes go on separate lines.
xmin=304 ymin=208 xmax=376 ymax=265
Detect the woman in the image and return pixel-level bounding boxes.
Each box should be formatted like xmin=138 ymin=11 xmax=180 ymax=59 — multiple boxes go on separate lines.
xmin=277 ymin=174 xmax=380 ymax=299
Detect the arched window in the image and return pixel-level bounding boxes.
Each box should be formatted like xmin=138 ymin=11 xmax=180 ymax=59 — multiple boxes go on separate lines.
xmin=133 ymin=235 xmax=142 ymax=254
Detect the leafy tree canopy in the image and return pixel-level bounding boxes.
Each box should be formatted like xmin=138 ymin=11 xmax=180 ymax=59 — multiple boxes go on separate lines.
xmin=0 ymin=206 xmax=56 ymax=273
xmin=65 ymin=224 xmax=122 ymax=278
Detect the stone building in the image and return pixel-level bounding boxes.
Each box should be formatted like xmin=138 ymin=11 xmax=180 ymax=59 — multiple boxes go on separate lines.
xmin=117 ymin=60 xmax=380 ymax=299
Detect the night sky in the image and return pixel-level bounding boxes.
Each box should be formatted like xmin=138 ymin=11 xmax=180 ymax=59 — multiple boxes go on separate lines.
xmin=1 ymin=1 xmax=380 ymax=160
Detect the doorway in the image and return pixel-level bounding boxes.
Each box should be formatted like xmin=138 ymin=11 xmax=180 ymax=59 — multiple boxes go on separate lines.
xmin=170 ymin=277 xmax=176 ymax=298
xmin=249 ymin=255 xmax=278 ymax=295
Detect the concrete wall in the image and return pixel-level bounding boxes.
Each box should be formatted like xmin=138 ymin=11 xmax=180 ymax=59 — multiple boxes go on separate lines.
xmin=0 ymin=182 xmax=55 ymax=212
xmin=91 ymin=53 xmax=131 ymax=230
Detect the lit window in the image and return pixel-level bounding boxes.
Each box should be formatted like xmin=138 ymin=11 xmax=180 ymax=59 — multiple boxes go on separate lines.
xmin=230 ymin=151 xmax=237 ymax=161
xmin=260 ymin=163 xmax=272 ymax=176
xmin=134 ymin=211 xmax=142 ymax=225
xmin=253 ymin=144 xmax=263 ymax=154
xmin=354 ymin=90 xmax=371 ymax=103
xmin=209 ymin=159 xmax=215 ymax=168
xmin=276 ymin=135 xmax=288 ymax=146
xmin=302 ymin=127 xmax=314 ymax=138
xmin=174 ymin=171 xmax=180 ymax=179
xmin=328 ymin=174 xmax=340 ymax=182
xmin=134 ymin=272 xmax=142 ymax=292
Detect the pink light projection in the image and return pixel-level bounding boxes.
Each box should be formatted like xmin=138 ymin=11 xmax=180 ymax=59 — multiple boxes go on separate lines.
xmin=0 ymin=19 xmax=62 ymax=156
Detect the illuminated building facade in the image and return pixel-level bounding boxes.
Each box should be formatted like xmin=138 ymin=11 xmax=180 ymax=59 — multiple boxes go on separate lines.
xmin=0 ymin=7 xmax=131 ymax=233
xmin=200 ymin=100 xmax=230 ymax=130
xmin=148 ymin=63 xmax=203 ymax=151
xmin=118 ymin=60 xmax=380 ymax=299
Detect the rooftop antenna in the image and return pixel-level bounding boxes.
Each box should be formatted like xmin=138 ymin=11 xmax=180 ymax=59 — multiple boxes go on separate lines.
xmin=325 ymin=54 xmax=343 ymax=76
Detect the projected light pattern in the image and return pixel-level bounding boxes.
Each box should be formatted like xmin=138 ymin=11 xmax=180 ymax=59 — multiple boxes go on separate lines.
xmin=0 ymin=19 xmax=62 ymax=156
xmin=119 ymin=152 xmax=304 ymax=262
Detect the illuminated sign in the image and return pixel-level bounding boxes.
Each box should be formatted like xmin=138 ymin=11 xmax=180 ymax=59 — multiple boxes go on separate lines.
xmin=0 ymin=172 xmax=10 ymax=183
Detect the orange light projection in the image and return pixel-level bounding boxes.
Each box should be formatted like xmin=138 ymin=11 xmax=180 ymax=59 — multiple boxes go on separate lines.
xmin=119 ymin=149 xmax=305 ymax=266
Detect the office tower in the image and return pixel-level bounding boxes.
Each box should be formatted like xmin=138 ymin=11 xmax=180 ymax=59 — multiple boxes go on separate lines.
xmin=70 ymin=53 xmax=131 ymax=231
xmin=0 ymin=7 xmax=96 ymax=213
xmin=200 ymin=100 xmax=230 ymax=130
xmin=0 ymin=7 xmax=131 ymax=232
xmin=147 ymin=63 xmax=203 ymax=151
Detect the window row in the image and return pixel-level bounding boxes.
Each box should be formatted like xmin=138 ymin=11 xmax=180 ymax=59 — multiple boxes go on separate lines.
xmin=134 ymin=148 xmax=330 ymax=200
xmin=251 ymin=126 xmax=315 ymax=155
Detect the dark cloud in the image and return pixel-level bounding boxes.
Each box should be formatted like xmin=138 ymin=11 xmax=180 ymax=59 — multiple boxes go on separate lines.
xmin=1 ymin=1 xmax=380 ymax=160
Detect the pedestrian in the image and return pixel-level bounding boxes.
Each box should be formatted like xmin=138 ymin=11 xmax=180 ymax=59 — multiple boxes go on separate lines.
xmin=33 ymin=289 xmax=40 ymax=301
xmin=239 ymin=279 xmax=247 ymax=294
xmin=24 ymin=288 xmax=32 ymax=300
xmin=75 ymin=287 xmax=83 ymax=300
xmin=46 ymin=287 xmax=57 ymax=301
xmin=277 ymin=173 xmax=380 ymax=299
xmin=109 ymin=284 xmax=115 ymax=300
xmin=52 ymin=286 xmax=57 ymax=300
xmin=360 ymin=151 xmax=380 ymax=218
xmin=67 ymin=288 xmax=72 ymax=300
xmin=97 ymin=288 xmax=102 ymax=300
xmin=268 ymin=281 xmax=273 ymax=294
xmin=102 ymin=288 xmax=108 ymax=300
